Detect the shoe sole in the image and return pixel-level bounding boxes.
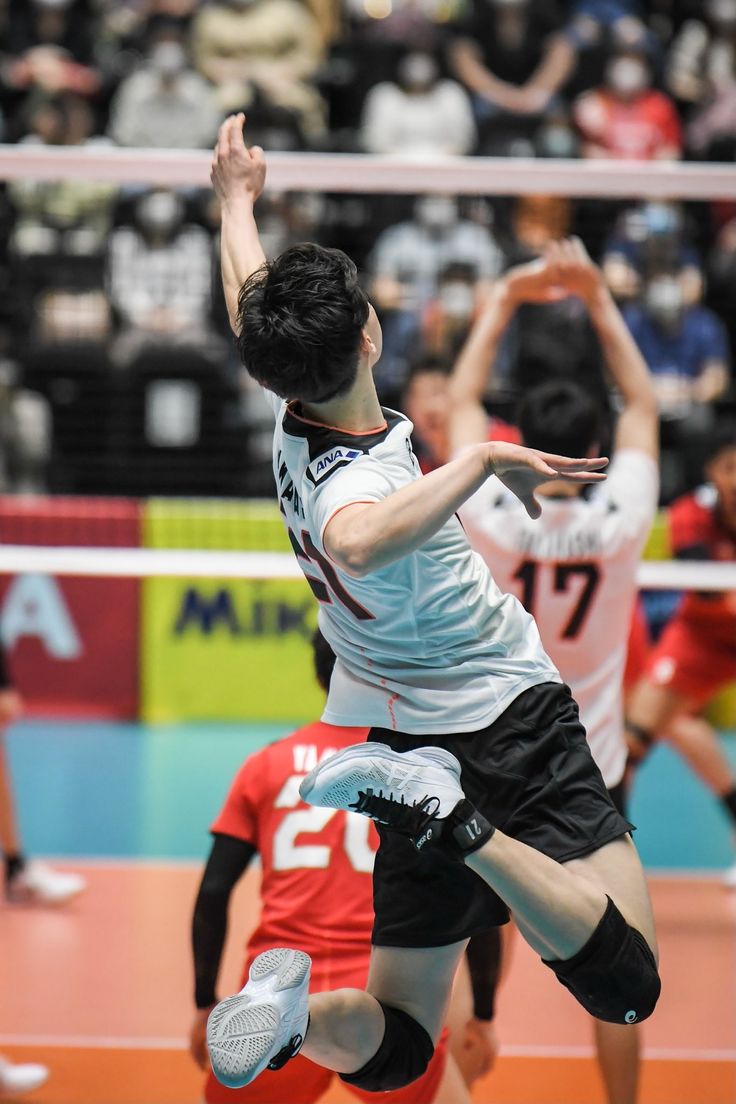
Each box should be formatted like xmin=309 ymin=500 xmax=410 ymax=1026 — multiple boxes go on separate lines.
xmin=207 ymin=948 xmax=310 ymax=1089
xmin=299 ymin=741 xmax=462 ymax=806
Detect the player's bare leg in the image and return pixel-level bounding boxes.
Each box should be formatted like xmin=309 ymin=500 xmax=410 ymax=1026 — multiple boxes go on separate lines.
xmin=628 ymin=679 xmax=736 ymax=884
xmin=432 ymin=1051 xmax=473 ymax=1104
xmin=0 ymin=731 xmax=21 ymax=859
xmin=304 ymin=941 xmax=466 ymax=1070
xmin=594 ymin=1019 xmax=640 ymax=1104
xmin=303 ymin=743 xmax=660 ymax=1028
xmin=627 ymin=679 xmax=735 ymax=793
xmin=664 ymin=713 xmax=736 ymax=796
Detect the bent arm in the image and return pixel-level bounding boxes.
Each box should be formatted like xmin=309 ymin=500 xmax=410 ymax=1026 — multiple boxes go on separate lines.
xmin=324 ymin=443 xmax=606 ymax=576
xmin=192 ymin=833 xmax=256 ymax=1009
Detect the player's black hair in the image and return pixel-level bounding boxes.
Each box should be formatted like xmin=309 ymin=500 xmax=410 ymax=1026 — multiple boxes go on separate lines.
xmin=312 ymin=629 xmax=337 ymax=694
xmin=705 ymin=423 xmax=736 ymax=465
xmin=518 ymin=380 xmax=604 ymax=457
xmin=235 ymin=244 xmax=370 ymax=403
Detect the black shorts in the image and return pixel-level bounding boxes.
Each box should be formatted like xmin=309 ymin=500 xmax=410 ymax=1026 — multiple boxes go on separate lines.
xmin=370 ymin=682 xmax=634 ymax=948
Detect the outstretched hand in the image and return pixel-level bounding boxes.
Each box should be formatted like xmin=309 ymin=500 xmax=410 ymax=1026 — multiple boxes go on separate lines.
xmin=498 ymin=237 xmax=605 ymax=309
xmin=211 ymin=113 xmax=266 ymax=205
xmin=488 ymin=441 xmax=608 ymax=519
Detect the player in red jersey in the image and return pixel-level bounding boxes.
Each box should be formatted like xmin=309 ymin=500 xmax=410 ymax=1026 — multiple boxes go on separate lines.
xmin=189 ymin=633 xmax=482 ymax=1104
xmin=627 ymin=426 xmax=736 ymax=884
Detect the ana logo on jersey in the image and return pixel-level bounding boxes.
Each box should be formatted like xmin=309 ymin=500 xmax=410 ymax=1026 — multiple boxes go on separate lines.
xmin=306 ymin=447 xmax=362 ymax=485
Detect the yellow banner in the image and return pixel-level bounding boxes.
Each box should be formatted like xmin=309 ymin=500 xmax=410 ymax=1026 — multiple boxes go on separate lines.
xmin=141 ymin=577 xmax=323 ymax=722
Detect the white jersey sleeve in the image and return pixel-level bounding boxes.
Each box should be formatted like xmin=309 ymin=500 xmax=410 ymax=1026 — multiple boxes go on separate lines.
xmin=310 ymin=456 xmax=393 ymax=545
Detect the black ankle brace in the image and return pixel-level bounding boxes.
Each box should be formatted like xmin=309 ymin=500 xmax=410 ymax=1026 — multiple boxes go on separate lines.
xmin=414 ymin=799 xmax=495 ymax=858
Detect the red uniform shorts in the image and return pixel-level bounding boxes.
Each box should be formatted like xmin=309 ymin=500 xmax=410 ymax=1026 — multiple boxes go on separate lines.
xmin=646 ymin=614 xmax=736 ymax=709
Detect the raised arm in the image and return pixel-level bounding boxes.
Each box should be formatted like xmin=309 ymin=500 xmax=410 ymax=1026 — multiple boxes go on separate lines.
xmin=324 ymin=442 xmax=607 ymax=577
xmin=448 ymin=258 xmax=568 ymax=454
xmin=210 ymin=113 xmax=267 ymax=334
xmin=546 ymin=239 xmax=659 ymax=460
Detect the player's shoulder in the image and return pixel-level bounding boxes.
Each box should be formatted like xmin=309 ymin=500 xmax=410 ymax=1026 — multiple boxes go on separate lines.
xmin=281 ymin=403 xmax=409 ymax=488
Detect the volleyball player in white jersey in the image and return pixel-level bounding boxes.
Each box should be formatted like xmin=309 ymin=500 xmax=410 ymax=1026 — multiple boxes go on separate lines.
xmin=448 ymin=238 xmax=659 ymax=1104
xmin=205 ymin=116 xmax=660 ymax=1095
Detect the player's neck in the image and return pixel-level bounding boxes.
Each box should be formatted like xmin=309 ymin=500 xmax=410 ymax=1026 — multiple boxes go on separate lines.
xmin=301 ymin=368 xmax=385 ymax=433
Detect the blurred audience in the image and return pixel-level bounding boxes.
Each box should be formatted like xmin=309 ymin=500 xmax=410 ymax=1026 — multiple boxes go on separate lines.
xmin=623 ymin=265 xmax=730 ymax=499
xmin=449 ymin=0 xmax=576 ymax=155
xmin=602 ymin=201 xmax=702 ymax=304
xmin=667 ymin=0 xmax=736 ymax=107
xmin=574 ymin=44 xmax=682 ymax=158
xmin=191 ymin=0 xmax=327 ymax=146
xmin=0 ymin=0 xmax=731 ymax=503
xmin=360 ymin=50 xmax=475 ymax=156
xmin=108 ymin=21 xmax=220 ymax=148
xmin=107 ymin=188 xmax=217 ymax=362
xmin=371 ymin=195 xmax=502 ymax=313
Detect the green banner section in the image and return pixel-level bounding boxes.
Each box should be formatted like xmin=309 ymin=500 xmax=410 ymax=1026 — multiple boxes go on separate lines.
xmin=141 ymin=576 xmax=322 ymax=723
xmin=143 ymin=498 xmax=290 ymax=551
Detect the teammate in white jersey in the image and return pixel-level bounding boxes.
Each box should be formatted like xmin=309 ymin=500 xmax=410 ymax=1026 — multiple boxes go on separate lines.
xmin=205 ymin=116 xmax=660 ymax=1096
xmin=448 ymin=238 xmax=659 ymax=1104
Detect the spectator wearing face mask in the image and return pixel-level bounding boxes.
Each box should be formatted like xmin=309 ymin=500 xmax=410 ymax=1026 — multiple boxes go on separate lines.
xmin=108 ymin=29 xmax=220 ymax=148
xmin=448 ymin=0 xmax=577 ymax=155
xmin=368 ymin=200 xmax=502 ymax=394
xmin=360 ymin=51 xmax=476 ymax=156
xmin=421 ymin=263 xmax=482 ymax=362
xmin=602 ymin=202 xmax=703 ymax=304
xmin=574 ymin=46 xmax=682 ymax=158
xmin=623 ymin=271 xmax=730 ymax=419
xmin=371 ymin=195 xmax=503 ymax=314
xmin=107 ymin=188 xmax=217 ymax=364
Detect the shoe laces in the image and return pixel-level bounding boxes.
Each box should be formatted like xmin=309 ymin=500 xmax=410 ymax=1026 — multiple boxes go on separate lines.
xmin=268 ymin=1032 xmax=304 ymax=1071
xmin=350 ymin=789 xmax=441 ymax=837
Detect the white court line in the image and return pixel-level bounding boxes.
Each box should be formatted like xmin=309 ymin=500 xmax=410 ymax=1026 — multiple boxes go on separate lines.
xmin=28 ymin=859 xmax=727 ymax=879
xmin=500 ymin=1044 xmax=736 ymax=1062
xmin=0 ymin=1036 xmax=733 ymax=1061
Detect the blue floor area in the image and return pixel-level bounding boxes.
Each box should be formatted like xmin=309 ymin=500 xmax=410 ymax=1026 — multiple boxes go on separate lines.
xmin=6 ymin=720 xmax=736 ymax=870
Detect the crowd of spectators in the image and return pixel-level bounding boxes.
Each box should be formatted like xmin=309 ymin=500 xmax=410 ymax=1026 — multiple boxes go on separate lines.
xmin=0 ymin=0 xmax=733 ymax=500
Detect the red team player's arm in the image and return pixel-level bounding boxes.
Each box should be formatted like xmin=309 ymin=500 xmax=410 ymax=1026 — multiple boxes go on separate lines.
xmin=210 ymin=114 xmax=267 ymax=333
xmin=189 ymin=756 xmax=262 ymax=1069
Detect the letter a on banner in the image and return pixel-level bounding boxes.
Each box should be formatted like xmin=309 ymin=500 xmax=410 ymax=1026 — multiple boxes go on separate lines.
xmin=1 ymin=574 xmax=82 ymax=659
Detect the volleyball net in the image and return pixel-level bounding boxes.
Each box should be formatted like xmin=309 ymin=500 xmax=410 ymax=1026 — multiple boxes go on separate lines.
xmin=0 ymin=145 xmax=734 ymax=723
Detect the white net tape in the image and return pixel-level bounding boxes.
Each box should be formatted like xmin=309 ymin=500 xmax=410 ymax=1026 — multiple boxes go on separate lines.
xmin=2 ymin=145 xmax=736 ymax=199
xmin=0 ymin=545 xmax=731 ymax=590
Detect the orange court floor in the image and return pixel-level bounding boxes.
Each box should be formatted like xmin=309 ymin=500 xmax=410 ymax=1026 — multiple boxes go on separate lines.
xmin=0 ymin=864 xmax=734 ymax=1104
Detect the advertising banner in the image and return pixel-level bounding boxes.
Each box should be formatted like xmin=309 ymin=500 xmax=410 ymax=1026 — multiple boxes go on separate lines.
xmin=0 ymin=496 xmax=140 ymax=717
xmin=140 ymin=576 xmax=322 ymax=723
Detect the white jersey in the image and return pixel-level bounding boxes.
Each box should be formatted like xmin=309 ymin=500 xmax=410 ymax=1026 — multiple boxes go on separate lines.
xmin=460 ymin=449 xmax=659 ymax=786
xmin=268 ymin=393 xmax=560 ymax=734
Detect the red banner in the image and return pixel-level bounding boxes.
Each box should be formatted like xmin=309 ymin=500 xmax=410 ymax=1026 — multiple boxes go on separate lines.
xmin=0 ymin=498 xmax=140 ymax=718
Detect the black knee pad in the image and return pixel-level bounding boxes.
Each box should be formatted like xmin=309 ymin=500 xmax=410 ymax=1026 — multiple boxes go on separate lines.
xmin=543 ymin=897 xmax=661 ymax=1025
xmin=339 ymin=1002 xmax=434 ymax=1091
